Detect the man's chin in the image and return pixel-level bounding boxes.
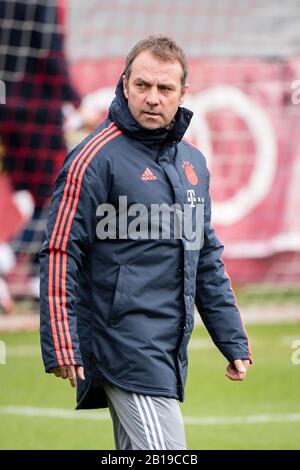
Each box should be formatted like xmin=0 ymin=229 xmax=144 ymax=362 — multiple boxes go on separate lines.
xmin=143 ymin=123 xmax=163 ymax=130
xmin=139 ymin=117 xmax=166 ymax=130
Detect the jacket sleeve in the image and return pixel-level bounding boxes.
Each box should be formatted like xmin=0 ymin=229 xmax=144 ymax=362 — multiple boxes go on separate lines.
xmin=39 ymin=152 xmax=106 ymax=372
xmin=195 ymin=171 xmax=252 ymax=364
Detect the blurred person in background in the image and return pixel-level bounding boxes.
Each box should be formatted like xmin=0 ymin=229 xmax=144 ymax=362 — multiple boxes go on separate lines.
xmin=40 ymin=35 xmax=252 ymax=450
xmin=0 ymin=0 xmax=81 ymax=307
xmin=0 ymin=149 xmax=34 ymax=314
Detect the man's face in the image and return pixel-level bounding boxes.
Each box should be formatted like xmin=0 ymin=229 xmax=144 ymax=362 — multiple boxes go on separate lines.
xmin=122 ymin=50 xmax=189 ymax=130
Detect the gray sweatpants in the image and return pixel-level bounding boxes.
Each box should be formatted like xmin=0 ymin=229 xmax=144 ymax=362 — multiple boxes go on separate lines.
xmin=102 ymin=382 xmax=187 ymax=450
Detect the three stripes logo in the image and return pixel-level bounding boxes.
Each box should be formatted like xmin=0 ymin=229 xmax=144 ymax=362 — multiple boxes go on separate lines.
xmin=141 ymin=167 xmax=157 ymax=181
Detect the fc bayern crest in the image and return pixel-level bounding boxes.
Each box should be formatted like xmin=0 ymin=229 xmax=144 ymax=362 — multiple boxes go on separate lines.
xmin=182 ymin=160 xmax=198 ymax=186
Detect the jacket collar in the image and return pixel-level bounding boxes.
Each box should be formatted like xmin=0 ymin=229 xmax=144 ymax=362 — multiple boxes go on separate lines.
xmin=108 ymin=76 xmax=193 ymax=146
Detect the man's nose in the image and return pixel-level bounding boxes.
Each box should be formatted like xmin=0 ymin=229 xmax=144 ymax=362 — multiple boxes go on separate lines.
xmin=146 ymin=87 xmax=159 ymax=106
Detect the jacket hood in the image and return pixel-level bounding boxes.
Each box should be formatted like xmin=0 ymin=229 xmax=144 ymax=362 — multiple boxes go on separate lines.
xmin=108 ymin=75 xmax=193 ymax=146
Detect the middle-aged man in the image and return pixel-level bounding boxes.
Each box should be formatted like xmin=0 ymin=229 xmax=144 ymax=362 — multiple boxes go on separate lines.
xmin=40 ymin=35 xmax=252 ymax=450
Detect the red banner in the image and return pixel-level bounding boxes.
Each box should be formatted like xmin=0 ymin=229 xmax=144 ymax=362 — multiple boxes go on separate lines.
xmin=68 ymin=58 xmax=300 ymax=283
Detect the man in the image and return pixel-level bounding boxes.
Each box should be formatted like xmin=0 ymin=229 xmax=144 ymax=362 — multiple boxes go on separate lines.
xmin=40 ymin=35 xmax=252 ymax=450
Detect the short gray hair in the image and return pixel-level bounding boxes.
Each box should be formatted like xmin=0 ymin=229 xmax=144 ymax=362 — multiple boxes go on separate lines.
xmin=124 ymin=35 xmax=188 ymax=86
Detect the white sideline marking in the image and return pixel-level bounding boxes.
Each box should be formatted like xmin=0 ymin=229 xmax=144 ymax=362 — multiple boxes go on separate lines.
xmin=1 ymin=406 xmax=300 ymax=426
xmin=5 ymin=340 xmax=213 ymax=357
xmin=1 ymin=406 xmax=110 ymax=421
xmin=188 ymin=338 xmax=214 ymax=350
xmin=7 ymin=345 xmax=40 ymax=357
xmin=183 ymin=414 xmax=300 ymax=425
xmin=4 ymin=333 xmax=295 ymax=357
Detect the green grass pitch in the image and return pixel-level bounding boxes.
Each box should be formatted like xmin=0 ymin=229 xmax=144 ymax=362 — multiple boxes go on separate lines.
xmin=0 ymin=322 xmax=300 ymax=449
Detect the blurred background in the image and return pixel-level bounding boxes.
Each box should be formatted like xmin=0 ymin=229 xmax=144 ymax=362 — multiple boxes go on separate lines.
xmin=0 ymin=0 xmax=299 ymax=450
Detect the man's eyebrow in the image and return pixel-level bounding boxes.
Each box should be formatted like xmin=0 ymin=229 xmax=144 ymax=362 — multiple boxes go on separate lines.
xmin=133 ymin=77 xmax=176 ymax=88
xmin=133 ymin=77 xmax=151 ymax=84
xmin=158 ymin=83 xmax=176 ymax=89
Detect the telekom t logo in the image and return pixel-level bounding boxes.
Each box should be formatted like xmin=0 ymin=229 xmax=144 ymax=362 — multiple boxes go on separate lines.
xmin=187 ymin=189 xmax=196 ymax=207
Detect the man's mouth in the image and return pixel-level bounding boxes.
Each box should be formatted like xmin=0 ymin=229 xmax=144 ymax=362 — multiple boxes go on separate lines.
xmin=143 ymin=111 xmax=161 ymax=116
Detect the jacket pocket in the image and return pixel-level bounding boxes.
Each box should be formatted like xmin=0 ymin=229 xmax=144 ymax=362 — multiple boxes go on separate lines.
xmin=108 ymin=264 xmax=127 ymax=327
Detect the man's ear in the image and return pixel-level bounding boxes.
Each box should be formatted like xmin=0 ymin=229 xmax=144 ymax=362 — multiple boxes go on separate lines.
xmin=122 ymin=75 xmax=129 ymax=99
xmin=179 ymin=83 xmax=189 ymax=105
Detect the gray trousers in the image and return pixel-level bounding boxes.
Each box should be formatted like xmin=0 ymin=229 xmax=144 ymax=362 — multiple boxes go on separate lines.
xmin=102 ymin=382 xmax=187 ymax=450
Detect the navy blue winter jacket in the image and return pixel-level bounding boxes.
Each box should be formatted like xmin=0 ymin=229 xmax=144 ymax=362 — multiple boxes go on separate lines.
xmin=40 ymin=77 xmax=252 ymax=409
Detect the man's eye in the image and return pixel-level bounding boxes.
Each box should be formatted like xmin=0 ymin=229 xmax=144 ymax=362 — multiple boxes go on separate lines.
xmin=136 ymin=83 xmax=146 ymax=88
xmin=160 ymin=87 xmax=172 ymax=92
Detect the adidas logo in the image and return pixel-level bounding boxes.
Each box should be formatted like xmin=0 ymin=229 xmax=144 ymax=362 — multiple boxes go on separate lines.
xmin=141 ymin=167 xmax=157 ymax=181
